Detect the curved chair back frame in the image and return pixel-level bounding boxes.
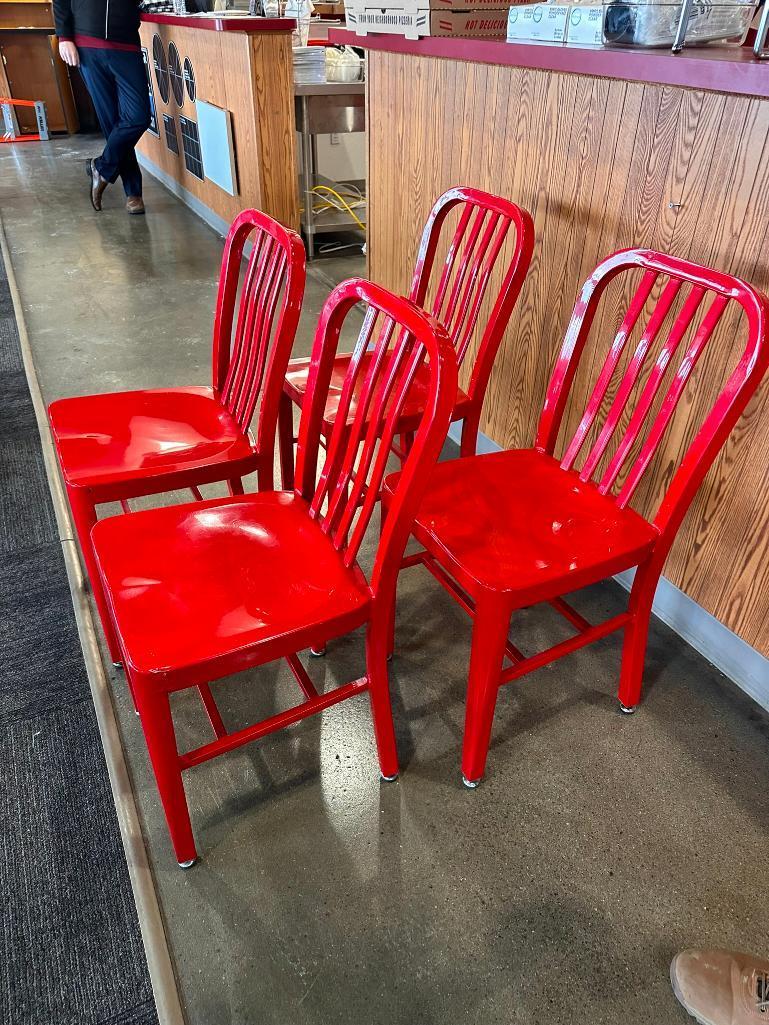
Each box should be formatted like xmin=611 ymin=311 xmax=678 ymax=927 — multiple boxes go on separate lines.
xmin=536 ymin=248 xmax=769 ymax=562
xmin=212 ymin=208 xmax=306 ymax=460
xmin=295 ymin=278 xmax=458 ymax=604
xmin=409 ymin=186 xmax=535 ymax=454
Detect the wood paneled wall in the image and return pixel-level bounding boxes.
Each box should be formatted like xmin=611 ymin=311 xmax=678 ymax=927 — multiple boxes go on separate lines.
xmin=137 ymin=23 xmax=298 ymax=229
xmin=367 ymin=51 xmax=769 ymax=655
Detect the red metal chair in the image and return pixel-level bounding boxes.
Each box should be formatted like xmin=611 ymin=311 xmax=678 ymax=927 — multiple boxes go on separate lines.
xmin=89 ymin=278 xmax=458 ymax=866
xmin=382 ymin=248 xmax=769 ymax=787
xmin=48 ymin=209 xmax=306 ymax=664
xmin=278 ymin=186 xmax=534 ymax=488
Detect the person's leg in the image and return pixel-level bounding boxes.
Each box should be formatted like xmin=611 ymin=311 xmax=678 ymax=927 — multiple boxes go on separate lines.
xmin=78 ymin=48 xmax=119 ymax=174
xmin=106 ymin=50 xmax=152 ymax=198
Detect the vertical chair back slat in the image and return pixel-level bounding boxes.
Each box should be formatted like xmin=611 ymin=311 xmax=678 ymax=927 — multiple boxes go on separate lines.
xmin=232 ymin=248 xmax=288 ymax=427
xmin=615 ymin=293 xmax=730 ymax=507
xmin=428 ymin=204 xmax=474 ymax=322
xmin=224 ymin=234 xmax=269 ymax=402
xmin=331 ymin=333 xmax=420 ymax=559
xmin=224 ymin=239 xmax=278 ymax=415
xmin=221 ymin=234 xmax=272 ymax=409
xmin=406 ymin=188 xmax=535 ymax=451
xmin=325 ymin=320 xmax=401 ymax=545
xmin=309 ymin=305 xmax=381 ymax=523
xmin=437 ymin=206 xmax=488 ymax=345
xmin=561 ymin=269 xmax=658 ymax=472
xmin=536 ymin=248 xmax=769 ymax=542
xmin=295 ymin=278 xmax=458 ymax=593
xmin=211 ymin=210 xmax=305 ymax=470
xmin=596 ymin=284 xmax=707 ymax=495
xmin=455 ymin=216 xmax=510 ymax=368
xmin=342 ymin=343 xmax=427 ymax=567
xmin=577 ymin=277 xmax=685 ymax=482
xmin=222 ymin=237 xmax=281 ymax=420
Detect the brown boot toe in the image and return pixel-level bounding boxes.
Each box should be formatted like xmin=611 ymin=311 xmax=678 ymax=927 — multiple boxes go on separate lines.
xmin=125 ymin=196 xmax=145 ymax=216
xmin=87 ymin=158 xmax=108 ymax=211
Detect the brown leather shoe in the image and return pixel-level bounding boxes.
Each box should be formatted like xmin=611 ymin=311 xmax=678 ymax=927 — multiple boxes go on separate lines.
xmin=125 ymin=196 xmax=145 ymax=216
xmin=86 ymin=158 xmax=108 ymax=211
xmin=671 ymin=950 xmax=769 ymax=1025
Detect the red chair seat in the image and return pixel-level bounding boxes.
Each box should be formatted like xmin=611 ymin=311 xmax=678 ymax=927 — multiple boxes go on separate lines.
xmin=285 ymin=354 xmax=472 ymax=433
xmin=49 ymin=386 xmax=257 ymax=490
xmin=91 ymin=491 xmax=371 ymax=682
xmin=383 ymin=449 xmax=659 ymax=605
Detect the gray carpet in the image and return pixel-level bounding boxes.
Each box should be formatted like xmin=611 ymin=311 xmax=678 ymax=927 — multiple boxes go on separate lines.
xmin=0 ymin=256 xmax=159 ymax=1024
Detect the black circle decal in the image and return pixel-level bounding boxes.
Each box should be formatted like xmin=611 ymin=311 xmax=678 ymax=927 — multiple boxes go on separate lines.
xmin=168 ymin=42 xmax=184 ymax=107
xmin=152 ymin=35 xmax=169 ymax=105
xmin=183 ymin=57 xmax=196 ymax=103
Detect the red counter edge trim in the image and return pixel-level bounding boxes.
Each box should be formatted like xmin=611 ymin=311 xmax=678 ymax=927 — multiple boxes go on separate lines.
xmin=141 ymin=12 xmax=295 ymax=32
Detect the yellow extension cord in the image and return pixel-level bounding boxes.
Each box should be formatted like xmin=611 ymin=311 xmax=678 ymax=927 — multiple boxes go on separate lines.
xmin=309 ymin=184 xmax=366 ymax=231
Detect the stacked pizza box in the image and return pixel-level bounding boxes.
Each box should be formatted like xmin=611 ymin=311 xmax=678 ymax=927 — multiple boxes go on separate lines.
xmin=344 ymin=0 xmax=525 ymax=39
xmin=505 ymin=0 xmax=604 ymax=44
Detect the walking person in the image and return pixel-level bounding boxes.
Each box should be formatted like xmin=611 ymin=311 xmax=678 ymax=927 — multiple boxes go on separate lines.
xmin=54 ymin=0 xmax=151 ymax=214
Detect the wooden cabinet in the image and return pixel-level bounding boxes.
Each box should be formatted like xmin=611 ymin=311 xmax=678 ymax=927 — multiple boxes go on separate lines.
xmin=0 ymin=1 xmax=78 ymax=133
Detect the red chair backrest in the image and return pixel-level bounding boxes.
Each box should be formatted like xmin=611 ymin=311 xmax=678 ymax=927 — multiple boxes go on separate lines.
xmin=408 ymin=187 xmax=534 ymax=407
xmin=536 ymin=248 xmax=769 ymax=543
xmin=211 ymin=208 xmax=306 ymax=445
xmin=294 ymin=278 xmax=458 ymax=597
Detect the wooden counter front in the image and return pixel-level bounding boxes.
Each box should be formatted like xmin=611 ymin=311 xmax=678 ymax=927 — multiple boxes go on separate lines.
xmin=137 ymin=15 xmax=298 ymax=230
xmin=335 ymin=32 xmax=769 ymax=655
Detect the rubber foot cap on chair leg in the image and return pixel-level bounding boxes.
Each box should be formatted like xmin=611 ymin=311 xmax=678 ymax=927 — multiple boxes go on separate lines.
xmin=310 ymin=646 xmax=327 ymax=657
xmin=462 ymin=774 xmax=481 ymax=789
xmin=178 ymin=857 xmax=197 ymax=869
xmin=112 ymin=661 xmax=122 ymax=668
xmin=380 ymin=772 xmax=398 ymax=782
xmin=386 ymin=653 xmax=393 ymax=663
xmin=619 ymin=701 xmax=637 ymax=715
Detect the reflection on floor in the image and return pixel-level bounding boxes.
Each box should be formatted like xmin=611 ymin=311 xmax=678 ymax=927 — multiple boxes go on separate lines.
xmin=3 ymin=136 xmax=768 ymax=1025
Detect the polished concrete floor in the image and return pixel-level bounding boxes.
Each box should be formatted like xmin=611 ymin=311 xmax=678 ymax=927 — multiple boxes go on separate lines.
xmin=3 ymin=137 xmax=769 ymax=1025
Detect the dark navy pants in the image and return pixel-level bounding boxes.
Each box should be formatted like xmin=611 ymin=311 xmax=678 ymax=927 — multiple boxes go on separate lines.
xmin=79 ymin=48 xmax=151 ymax=197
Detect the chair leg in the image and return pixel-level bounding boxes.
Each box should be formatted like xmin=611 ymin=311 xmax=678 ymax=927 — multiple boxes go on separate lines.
xmin=398 ymin=431 xmax=415 ymax=468
xmin=378 ymin=507 xmax=397 ymax=660
xmin=278 ymin=391 xmax=295 ymax=490
xmin=365 ymin=620 xmax=400 ymax=781
xmin=459 ymin=412 xmax=480 ymax=458
xmin=66 ymin=484 xmax=122 ymax=665
xmin=228 ymin=477 xmax=244 ymax=496
xmin=617 ymin=564 xmax=657 ymax=712
xmin=385 ymin=596 xmax=396 ymax=662
xmin=461 ymin=594 xmax=510 ymax=787
xmin=135 ymin=683 xmax=197 ymax=867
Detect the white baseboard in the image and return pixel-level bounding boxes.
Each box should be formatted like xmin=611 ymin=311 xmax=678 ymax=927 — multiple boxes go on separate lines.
xmin=447 ymin=423 xmax=769 ymax=712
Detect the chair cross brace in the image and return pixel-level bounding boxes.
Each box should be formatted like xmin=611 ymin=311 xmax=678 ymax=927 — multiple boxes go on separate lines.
xmin=400 ymin=549 xmax=525 ymax=664
xmin=499 ymin=612 xmax=631 ymax=685
xmin=399 ymin=549 xmax=631 ymax=687
xmin=182 ymin=670 xmax=369 ymax=771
